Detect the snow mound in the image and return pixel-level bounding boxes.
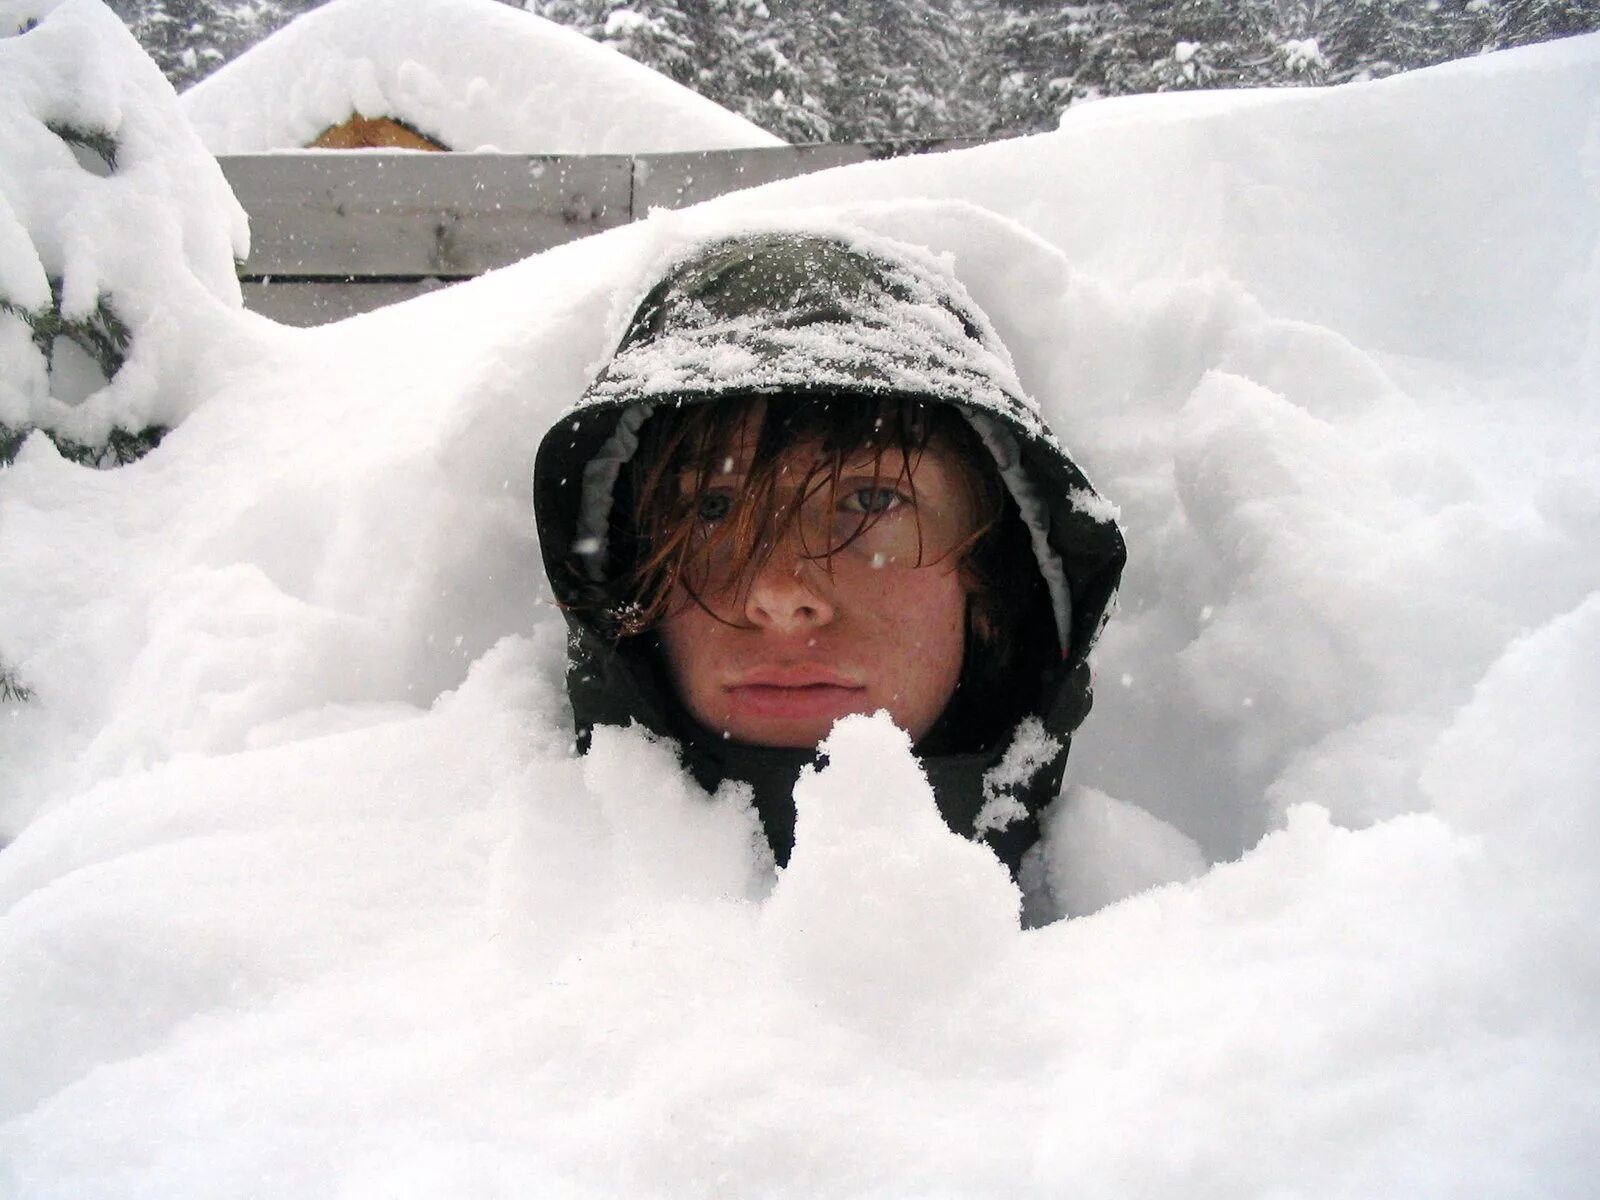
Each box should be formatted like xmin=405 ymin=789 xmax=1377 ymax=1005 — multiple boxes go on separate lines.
xmin=178 ymin=0 xmax=784 ymax=153
xmin=763 ymin=714 xmax=1021 ymax=1018
xmin=2 ymin=28 xmax=1598 ymax=1198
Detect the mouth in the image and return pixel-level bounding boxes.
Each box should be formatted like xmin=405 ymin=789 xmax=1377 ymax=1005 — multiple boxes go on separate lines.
xmin=724 ymin=666 xmax=867 ymax=722
xmin=733 ymin=665 xmax=861 ymax=689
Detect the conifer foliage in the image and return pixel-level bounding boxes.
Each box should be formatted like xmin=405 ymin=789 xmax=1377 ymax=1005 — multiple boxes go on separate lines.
xmin=530 ymin=0 xmax=980 ymax=141
xmin=524 ymin=0 xmax=1600 ymax=138
xmin=119 ymin=0 xmax=1600 ymax=139
xmin=970 ymin=0 xmax=1597 ymax=131
xmin=105 ymin=0 xmax=318 ymax=88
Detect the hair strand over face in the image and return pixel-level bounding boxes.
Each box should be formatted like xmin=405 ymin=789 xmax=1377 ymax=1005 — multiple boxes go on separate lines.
xmin=619 ymin=394 xmax=997 ymax=635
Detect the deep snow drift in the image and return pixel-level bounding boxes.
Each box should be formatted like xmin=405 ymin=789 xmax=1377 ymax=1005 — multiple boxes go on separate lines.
xmin=2 ymin=2 xmax=1599 ymax=1194
xmin=179 ymin=0 xmax=783 ymax=153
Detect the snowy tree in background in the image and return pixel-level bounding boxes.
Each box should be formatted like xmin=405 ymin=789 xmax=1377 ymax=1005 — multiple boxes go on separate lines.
xmin=1491 ymin=0 xmax=1600 ymax=41
xmin=529 ymin=0 xmax=1600 ymax=136
xmin=103 ymin=0 xmax=316 ymax=87
xmin=0 ymin=0 xmax=249 ymax=467
xmin=527 ymin=0 xmax=982 ymax=141
xmin=531 ymin=0 xmax=820 ymax=137
xmin=770 ymin=0 xmax=982 ymax=140
xmin=972 ymin=0 xmax=1521 ymax=132
xmin=970 ymin=3 xmax=1094 ymax=132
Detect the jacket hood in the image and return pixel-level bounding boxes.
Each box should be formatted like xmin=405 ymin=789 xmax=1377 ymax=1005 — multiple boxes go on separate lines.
xmin=534 ymin=230 xmax=1125 ymax=874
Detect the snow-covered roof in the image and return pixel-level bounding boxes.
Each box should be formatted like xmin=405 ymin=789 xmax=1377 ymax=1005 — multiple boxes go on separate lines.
xmin=178 ymin=0 xmax=784 ymax=154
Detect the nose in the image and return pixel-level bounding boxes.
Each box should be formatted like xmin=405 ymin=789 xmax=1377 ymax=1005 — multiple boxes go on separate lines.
xmin=743 ymin=534 xmax=836 ymax=633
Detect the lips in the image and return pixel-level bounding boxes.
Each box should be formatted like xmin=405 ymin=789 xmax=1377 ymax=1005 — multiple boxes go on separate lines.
xmin=733 ymin=665 xmax=861 ymax=689
xmin=724 ymin=665 xmax=866 ymax=722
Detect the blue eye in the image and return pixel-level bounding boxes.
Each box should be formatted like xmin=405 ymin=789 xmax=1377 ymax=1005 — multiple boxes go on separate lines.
xmin=697 ymin=492 xmax=733 ymax=522
xmin=846 ymin=487 xmax=902 ymax=515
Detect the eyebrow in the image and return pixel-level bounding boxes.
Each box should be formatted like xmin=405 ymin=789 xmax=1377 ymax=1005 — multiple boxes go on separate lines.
xmin=679 ymin=458 xmax=748 ymax=481
xmin=682 ymin=451 xmax=912 ymax=476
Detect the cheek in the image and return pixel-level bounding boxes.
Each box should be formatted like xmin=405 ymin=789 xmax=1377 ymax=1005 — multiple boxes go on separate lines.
xmin=876 ymin=566 xmax=968 ymax=641
xmin=864 ymin=568 xmax=970 ymax=702
xmin=658 ymin=599 xmax=717 ymax=695
xmin=890 ymin=574 xmax=967 ymax=741
xmin=652 ymin=595 xmax=745 ymax=723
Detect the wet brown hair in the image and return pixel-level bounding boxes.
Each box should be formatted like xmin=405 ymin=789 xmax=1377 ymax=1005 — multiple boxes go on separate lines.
xmin=622 ymin=394 xmax=996 ymax=628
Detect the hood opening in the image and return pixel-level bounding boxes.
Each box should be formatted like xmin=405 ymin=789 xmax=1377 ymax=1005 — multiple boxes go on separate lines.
xmin=530 ymin=230 xmax=1127 ymax=872
xmin=573 ymin=393 xmax=1075 ymax=654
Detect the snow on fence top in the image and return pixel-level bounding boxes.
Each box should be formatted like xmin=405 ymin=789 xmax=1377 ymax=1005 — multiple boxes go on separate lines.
xmin=178 ymin=0 xmax=785 ymax=154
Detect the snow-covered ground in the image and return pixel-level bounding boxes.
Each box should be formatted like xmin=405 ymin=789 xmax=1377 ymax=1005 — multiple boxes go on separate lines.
xmin=2 ymin=0 xmax=1598 ymax=1193
xmin=179 ymin=0 xmax=782 ymax=153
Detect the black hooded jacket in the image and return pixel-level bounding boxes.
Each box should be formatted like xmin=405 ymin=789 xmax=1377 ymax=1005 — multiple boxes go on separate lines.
xmin=533 ymin=231 xmax=1125 ymax=874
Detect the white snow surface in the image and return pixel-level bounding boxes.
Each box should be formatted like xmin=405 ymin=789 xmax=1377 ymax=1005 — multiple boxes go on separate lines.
xmin=3 ymin=19 xmax=1600 ymax=1197
xmin=178 ymin=0 xmax=783 ymax=153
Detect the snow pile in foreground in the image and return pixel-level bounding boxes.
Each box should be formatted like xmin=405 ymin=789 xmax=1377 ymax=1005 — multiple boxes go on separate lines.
xmin=179 ymin=0 xmax=783 ymax=153
xmin=2 ymin=19 xmax=1599 ymax=1197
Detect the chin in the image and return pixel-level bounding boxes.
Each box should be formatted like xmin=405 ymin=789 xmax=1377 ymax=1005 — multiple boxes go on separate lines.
xmin=725 ymin=718 xmax=840 ymax=749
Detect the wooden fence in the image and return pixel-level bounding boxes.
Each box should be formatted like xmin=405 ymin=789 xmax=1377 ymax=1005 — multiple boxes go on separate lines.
xmin=220 ymin=140 xmax=986 ymax=326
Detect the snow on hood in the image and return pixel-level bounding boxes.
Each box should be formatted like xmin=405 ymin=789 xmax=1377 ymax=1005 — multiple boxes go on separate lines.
xmin=576 ymin=230 xmax=1041 ymax=425
xmin=1 ymin=22 xmax=1598 ymax=1197
xmin=178 ymin=0 xmax=785 ymax=153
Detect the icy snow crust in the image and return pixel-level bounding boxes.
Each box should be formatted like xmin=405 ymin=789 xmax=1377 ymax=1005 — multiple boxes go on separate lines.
xmin=3 ymin=11 xmax=1599 ymax=1194
xmin=178 ymin=0 xmax=783 ymax=153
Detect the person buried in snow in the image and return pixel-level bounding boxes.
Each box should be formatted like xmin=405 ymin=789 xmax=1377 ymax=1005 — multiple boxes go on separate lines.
xmin=534 ymin=231 xmax=1125 ymax=877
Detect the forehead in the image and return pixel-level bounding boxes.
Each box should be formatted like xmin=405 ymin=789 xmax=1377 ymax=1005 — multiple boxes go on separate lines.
xmin=678 ymin=397 xmax=962 ymax=476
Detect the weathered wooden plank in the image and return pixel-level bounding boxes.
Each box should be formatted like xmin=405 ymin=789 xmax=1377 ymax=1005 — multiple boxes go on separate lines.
xmin=239 ymin=278 xmax=459 ymax=326
xmin=221 ymin=153 xmax=632 ymax=277
xmin=223 ymin=141 xmax=1001 ymax=324
xmin=632 ymin=144 xmax=869 ymax=212
xmin=632 ymin=139 xmax=992 ymax=212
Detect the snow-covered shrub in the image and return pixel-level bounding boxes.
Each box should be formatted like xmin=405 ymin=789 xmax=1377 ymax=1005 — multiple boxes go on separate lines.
xmin=0 ymin=0 xmax=248 ymax=468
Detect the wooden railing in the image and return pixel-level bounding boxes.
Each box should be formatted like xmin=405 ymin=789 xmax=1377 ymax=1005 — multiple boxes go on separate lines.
xmin=220 ymin=140 xmax=987 ymax=325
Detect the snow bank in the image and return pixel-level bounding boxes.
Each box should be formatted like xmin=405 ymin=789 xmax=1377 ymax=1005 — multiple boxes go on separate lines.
xmin=178 ymin=0 xmax=783 ymax=153
xmin=2 ymin=21 xmax=1598 ymax=1197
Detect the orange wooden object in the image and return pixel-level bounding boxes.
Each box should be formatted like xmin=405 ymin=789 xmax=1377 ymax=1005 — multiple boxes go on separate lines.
xmin=309 ymin=114 xmax=446 ymax=151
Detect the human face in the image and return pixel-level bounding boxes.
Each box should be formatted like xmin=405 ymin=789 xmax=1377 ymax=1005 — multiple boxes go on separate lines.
xmin=657 ymin=428 xmax=979 ymax=749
